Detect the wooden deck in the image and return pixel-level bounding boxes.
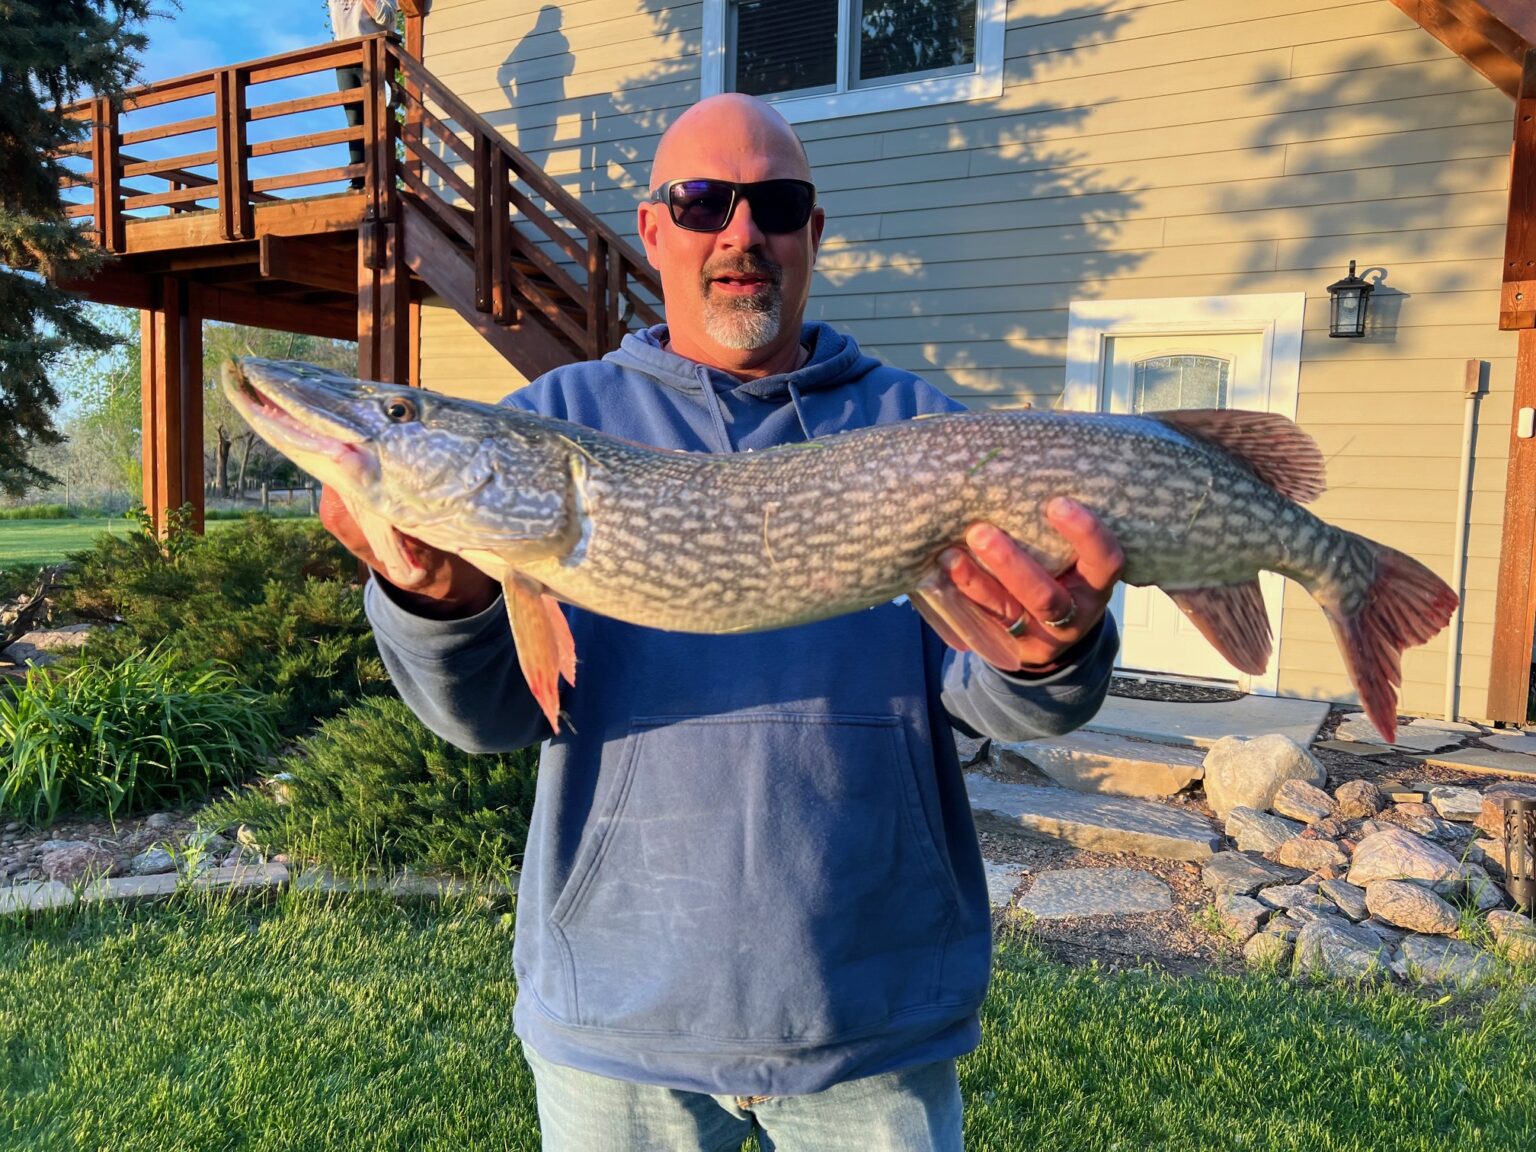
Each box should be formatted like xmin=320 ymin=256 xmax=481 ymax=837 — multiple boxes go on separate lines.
xmin=55 ymin=32 xmax=662 ymax=535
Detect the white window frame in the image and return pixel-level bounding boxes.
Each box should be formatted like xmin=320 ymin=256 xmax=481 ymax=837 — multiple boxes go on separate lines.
xmin=701 ymin=0 xmax=1006 ymax=125
xmin=1062 ymin=293 xmax=1306 ymax=698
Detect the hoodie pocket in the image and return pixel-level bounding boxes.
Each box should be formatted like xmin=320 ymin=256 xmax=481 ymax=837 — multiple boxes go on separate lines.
xmin=547 ymin=711 xmax=960 ymax=1043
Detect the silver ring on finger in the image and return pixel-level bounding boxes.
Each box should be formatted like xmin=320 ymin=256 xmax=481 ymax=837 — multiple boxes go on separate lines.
xmin=1042 ymin=600 xmax=1078 ymax=630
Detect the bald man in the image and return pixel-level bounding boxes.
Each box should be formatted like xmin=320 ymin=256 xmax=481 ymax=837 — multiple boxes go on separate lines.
xmin=328 ymin=94 xmax=1123 ymax=1150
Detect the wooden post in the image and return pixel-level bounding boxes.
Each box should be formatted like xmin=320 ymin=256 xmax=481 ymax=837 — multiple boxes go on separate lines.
xmin=140 ymin=277 xmax=205 ymax=536
xmin=1488 ymin=49 xmax=1536 ymax=722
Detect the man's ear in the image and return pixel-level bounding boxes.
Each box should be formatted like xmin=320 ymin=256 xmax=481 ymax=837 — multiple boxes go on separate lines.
xmin=637 ymin=201 xmax=662 ymax=269
xmin=809 ymin=205 xmax=826 ymax=260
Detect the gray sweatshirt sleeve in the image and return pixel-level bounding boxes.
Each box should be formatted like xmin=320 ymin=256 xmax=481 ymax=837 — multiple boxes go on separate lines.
xmin=365 ymin=577 xmax=552 ymax=753
xmin=940 ymin=614 xmax=1118 ymax=743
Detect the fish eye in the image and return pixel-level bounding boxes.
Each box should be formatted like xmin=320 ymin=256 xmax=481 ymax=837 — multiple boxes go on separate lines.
xmin=384 ymin=396 xmax=417 ymax=423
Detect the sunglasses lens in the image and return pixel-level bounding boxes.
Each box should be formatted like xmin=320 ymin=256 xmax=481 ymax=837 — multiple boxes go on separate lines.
xmin=664 ymin=180 xmax=814 ymax=233
xmin=749 ymin=180 xmax=814 ymax=233
xmin=669 ymin=181 xmax=735 ymax=231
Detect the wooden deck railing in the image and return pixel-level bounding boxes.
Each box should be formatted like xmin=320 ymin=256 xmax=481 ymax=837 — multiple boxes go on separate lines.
xmin=58 ymin=34 xmax=662 ymax=360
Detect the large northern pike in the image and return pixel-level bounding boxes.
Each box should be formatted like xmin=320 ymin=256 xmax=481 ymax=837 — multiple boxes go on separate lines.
xmin=224 ymin=358 xmax=1456 ymax=742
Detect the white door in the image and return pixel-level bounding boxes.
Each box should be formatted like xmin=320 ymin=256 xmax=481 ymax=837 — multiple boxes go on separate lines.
xmin=1101 ymin=332 xmax=1275 ymax=682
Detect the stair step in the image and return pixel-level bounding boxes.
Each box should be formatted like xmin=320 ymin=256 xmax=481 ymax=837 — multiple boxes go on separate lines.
xmin=991 ymin=730 xmax=1204 ymax=799
xmin=965 ymin=772 xmax=1222 ymax=862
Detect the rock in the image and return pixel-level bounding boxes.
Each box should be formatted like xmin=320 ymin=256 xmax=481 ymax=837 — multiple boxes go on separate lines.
xmin=1293 ymin=919 xmax=1390 ymax=981
xmin=1200 ymin=851 xmax=1305 ymax=899
xmin=1275 ymin=837 xmax=1349 ymax=872
xmin=994 ymin=730 xmax=1205 ymax=799
xmin=953 ymin=730 xmax=990 ymax=769
xmin=1467 ymin=838 xmax=1506 ymax=873
xmin=1499 ymin=931 xmax=1536 ymax=966
xmin=982 ymin=861 xmax=1024 ymax=909
xmin=1319 ymin=879 xmax=1370 ymax=922
xmin=1394 ymin=935 xmax=1501 ymax=987
xmin=1312 ymin=816 xmax=1351 ymax=840
xmin=1346 ymin=827 xmax=1464 ymax=894
xmin=1202 ymin=735 xmax=1326 ymax=819
xmin=1271 ymin=779 xmax=1335 ymax=824
xmin=1427 ymin=785 xmax=1483 ymax=823
xmin=1395 ymin=802 xmax=1436 ymax=819
xmin=1356 ymin=818 xmax=1397 ymax=838
xmin=145 ymin=813 xmax=172 ymax=831
xmin=1364 ymin=918 xmax=1408 ymax=947
xmin=0 ymin=881 xmax=75 ymax=914
xmin=1483 ymin=732 xmax=1536 ymax=755
xmin=1459 ymin=863 xmax=1505 ymax=912
xmin=1216 ymin=894 xmax=1270 ymax=941
xmin=37 ymin=840 xmax=115 ymax=883
xmin=1225 ymin=807 xmax=1305 ymax=855
xmin=1256 ymin=884 xmax=1333 ymax=913
xmin=1475 ymin=783 xmax=1536 ymax=837
xmin=128 ymin=847 xmax=176 ymax=876
xmin=1332 ymin=780 xmax=1384 ymax=820
xmin=1017 ymin=868 xmax=1173 ymax=919
xmin=1365 ymin=880 xmax=1461 ymax=936
xmin=1243 ymin=931 xmax=1294 ymax=970
xmin=1486 ymin=909 xmax=1535 ymax=940
xmin=1334 ymin=717 xmax=1461 ymax=752
xmin=965 ymin=774 xmax=1223 ymax=861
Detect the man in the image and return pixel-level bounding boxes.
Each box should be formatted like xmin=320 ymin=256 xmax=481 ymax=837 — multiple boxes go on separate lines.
xmin=323 ymin=94 xmax=1123 ymax=1150
xmin=328 ymin=0 xmax=397 ymax=190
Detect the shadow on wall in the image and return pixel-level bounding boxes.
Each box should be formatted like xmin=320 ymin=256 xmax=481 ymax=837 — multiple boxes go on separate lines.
xmin=478 ymin=2 xmax=1144 ymax=408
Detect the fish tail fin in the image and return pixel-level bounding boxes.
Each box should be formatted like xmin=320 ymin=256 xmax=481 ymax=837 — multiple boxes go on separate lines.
xmin=1316 ymin=539 xmax=1457 ymax=745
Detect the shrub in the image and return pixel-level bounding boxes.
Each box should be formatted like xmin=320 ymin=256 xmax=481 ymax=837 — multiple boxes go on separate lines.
xmin=199 ymin=696 xmax=537 ymax=879
xmin=0 ymin=644 xmax=278 ymax=826
xmin=62 ymin=514 xmax=389 ymax=736
xmin=0 ymin=504 xmax=77 ymax=520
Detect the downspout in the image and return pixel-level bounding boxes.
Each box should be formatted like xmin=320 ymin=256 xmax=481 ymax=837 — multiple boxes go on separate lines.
xmin=1446 ymin=359 xmax=1484 ymax=721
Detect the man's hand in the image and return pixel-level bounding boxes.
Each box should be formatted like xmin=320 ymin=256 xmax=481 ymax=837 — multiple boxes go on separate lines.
xmin=937 ymin=498 xmax=1124 ymax=673
xmin=319 ymin=486 xmax=499 ymax=620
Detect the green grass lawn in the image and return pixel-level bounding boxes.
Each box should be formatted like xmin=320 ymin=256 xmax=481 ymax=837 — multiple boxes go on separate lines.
xmin=1 ymin=893 xmax=1531 ymax=1151
xmin=0 ymin=517 xmax=311 ymax=568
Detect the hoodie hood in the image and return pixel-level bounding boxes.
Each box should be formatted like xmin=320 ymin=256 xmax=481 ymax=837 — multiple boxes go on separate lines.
xmin=602 ymin=322 xmax=884 ymax=450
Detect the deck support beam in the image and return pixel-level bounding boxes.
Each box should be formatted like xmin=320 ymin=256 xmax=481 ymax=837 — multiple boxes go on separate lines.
xmin=1487 ymin=49 xmax=1536 ymax=722
xmin=140 ymin=277 xmax=205 ymax=537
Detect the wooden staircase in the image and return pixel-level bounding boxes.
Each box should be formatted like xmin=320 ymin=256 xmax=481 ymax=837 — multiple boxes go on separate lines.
xmin=51 ymin=33 xmax=663 ymax=529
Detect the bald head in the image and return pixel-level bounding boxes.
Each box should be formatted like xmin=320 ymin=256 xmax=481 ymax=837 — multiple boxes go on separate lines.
xmin=651 ymin=94 xmax=811 ymax=189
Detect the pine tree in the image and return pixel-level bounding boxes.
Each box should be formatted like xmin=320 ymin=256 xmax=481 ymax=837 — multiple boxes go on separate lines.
xmin=0 ymin=0 xmax=153 ymax=496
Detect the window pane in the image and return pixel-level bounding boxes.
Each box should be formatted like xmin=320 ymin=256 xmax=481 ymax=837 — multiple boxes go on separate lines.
xmin=859 ymin=0 xmax=976 ymax=84
xmin=733 ymin=0 xmax=839 ymax=97
xmin=1132 ymin=356 xmax=1229 ymax=413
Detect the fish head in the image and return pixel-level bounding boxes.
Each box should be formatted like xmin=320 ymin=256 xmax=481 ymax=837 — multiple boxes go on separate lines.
xmin=222 ymin=358 xmax=579 ymax=562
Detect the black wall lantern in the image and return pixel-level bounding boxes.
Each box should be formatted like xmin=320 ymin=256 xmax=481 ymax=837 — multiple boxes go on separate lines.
xmin=1327 ymin=260 xmax=1373 ymax=338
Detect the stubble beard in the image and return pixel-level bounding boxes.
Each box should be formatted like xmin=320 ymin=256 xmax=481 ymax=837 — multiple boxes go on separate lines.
xmin=700 ymin=256 xmax=783 ymax=351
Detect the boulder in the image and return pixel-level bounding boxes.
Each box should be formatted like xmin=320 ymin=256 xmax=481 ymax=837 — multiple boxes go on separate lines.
xmin=1202 ymin=734 xmax=1326 ymax=819
xmin=1200 ymin=851 xmax=1305 ymax=899
xmin=1271 ymin=778 xmax=1335 ymax=824
xmin=1346 ymin=827 xmax=1463 ymax=894
xmin=1428 ymin=785 xmax=1483 ymax=823
xmin=1318 ymin=878 xmax=1370 ymax=922
xmin=1394 ymin=935 xmax=1501 ymax=987
xmin=1224 ymin=807 xmax=1305 ymax=855
xmin=1364 ymin=879 xmax=1460 ymax=936
xmin=1292 ymin=919 xmax=1390 ymax=981
xmin=1333 ymin=779 xmax=1384 ymax=820
xmin=37 ymin=840 xmax=116 ymax=883
xmin=1475 ymin=783 xmax=1536 ymax=837
xmin=1275 ymin=837 xmax=1349 ymax=872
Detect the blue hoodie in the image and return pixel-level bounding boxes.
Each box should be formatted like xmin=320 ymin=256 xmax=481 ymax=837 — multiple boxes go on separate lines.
xmin=365 ymin=323 xmax=1118 ymax=1096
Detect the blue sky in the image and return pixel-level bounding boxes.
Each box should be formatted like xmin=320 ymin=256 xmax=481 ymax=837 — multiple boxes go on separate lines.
xmin=137 ymin=1 xmax=336 ymax=82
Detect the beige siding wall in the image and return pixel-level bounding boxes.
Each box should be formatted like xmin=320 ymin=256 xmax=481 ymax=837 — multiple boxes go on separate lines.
xmin=420 ymin=0 xmax=1518 ymax=720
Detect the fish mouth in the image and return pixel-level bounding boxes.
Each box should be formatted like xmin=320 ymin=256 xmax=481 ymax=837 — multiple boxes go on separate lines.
xmin=222 ymin=359 xmax=379 ymax=486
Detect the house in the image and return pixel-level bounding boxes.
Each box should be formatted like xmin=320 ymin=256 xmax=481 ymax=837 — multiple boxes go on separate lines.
xmin=55 ymin=1 xmax=1536 ymax=726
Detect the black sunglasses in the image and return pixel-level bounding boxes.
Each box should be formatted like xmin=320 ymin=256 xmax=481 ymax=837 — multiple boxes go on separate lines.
xmin=648 ymin=178 xmax=817 ymax=234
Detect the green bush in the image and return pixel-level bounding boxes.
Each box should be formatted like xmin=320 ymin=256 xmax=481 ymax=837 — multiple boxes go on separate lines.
xmin=199 ymin=696 xmax=537 ymax=879
xmin=62 ymin=514 xmax=389 ymax=735
xmin=0 ymin=504 xmax=78 ymax=520
xmin=0 ymin=644 xmax=279 ymax=826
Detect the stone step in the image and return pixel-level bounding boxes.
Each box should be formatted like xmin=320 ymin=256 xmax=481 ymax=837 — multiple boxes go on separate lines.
xmin=992 ymin=730 xmax=1204 ymax=799
xmin=1082 ymin=693 xmax=1329 ymax=749
xmin=965 ymin=772 xmax=1223 ymax=861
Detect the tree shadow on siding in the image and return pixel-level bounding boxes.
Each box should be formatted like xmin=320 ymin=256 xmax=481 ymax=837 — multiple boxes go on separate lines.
xmin=482 ymin=1 xmax=1144 ymax=410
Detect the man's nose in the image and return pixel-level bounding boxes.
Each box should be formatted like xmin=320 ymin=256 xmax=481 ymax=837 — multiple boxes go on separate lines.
xmin=716 ymin=193 xmax=765 ymax=247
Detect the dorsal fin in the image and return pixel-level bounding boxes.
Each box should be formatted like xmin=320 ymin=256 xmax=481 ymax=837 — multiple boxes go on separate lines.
xmin=1150 ymin=409 xmax=1326 ymax=503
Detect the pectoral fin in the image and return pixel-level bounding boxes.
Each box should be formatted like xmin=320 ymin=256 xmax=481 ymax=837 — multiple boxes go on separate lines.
xmin=504 ymin=572 xmax=577 ymax=733
xmin=911 ymin=575 xmax=1023 ymax=672
xmin=340 ymin=492 xmax=429 ymax=589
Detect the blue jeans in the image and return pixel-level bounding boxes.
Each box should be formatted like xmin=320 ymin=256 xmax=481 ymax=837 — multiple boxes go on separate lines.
xmin=521 ymin=1042 xmax=964 ymax=1151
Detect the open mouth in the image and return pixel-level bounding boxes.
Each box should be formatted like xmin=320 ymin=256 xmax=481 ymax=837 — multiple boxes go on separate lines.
xmin=226 ymin=363 xmax=374 ymax=476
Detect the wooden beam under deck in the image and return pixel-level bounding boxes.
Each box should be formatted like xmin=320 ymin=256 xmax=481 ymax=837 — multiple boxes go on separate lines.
xmin=118 ymin=192 xmax=369 ymax=256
